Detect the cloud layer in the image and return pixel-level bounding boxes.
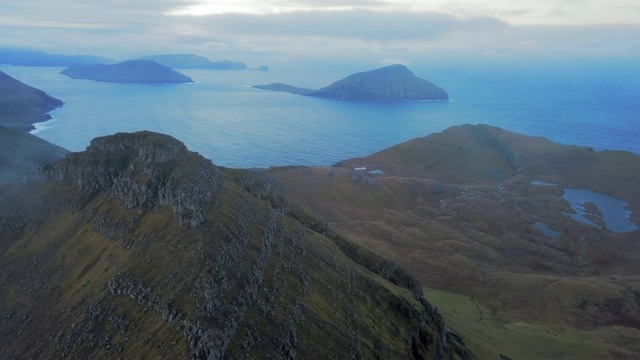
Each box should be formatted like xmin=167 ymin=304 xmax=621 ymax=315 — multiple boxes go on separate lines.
xmin=1 ymin=1 xmax=639 ymax=65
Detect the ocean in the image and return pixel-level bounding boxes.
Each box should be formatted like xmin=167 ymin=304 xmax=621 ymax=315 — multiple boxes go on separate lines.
xmin=2 ymin=59 xmax=639 ymax=168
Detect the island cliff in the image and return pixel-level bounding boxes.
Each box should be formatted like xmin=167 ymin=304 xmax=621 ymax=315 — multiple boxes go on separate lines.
xmin=61 ymin=60 xmax=193 ymax=84
xmin=0 ymin=70 xmax=63 ymax=130
xmin=0 ymin=131 xmax=474 ymax=359
xmin=254 ymin=64 xmax=448 ymax=100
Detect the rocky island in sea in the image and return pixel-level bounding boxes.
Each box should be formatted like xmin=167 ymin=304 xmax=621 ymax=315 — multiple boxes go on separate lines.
xmin=0 ymin=70 xmax=63 ymax=131
xmin=253 ymin=64 xmax=448 ymax=100
xmin=60 ymin=60 xmax=193 ymax=83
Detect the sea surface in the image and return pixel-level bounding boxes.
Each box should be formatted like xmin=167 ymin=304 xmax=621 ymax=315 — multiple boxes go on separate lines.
xmin=2 ymin=59 xmax=639 ymax=168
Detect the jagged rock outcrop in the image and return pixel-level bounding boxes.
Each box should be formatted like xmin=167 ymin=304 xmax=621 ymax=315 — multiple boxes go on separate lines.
xmin=253 ymin=64 xmax=448 ymax=100
xmin=0 ymin=70 xmax=63 ymax=130
xmin=61 ymin=60 xmax=193 ymax=83
xmin=0 ymin=130 xmax=475 ymax=359
xmin=37 ymin=131 xmax=220 ymax=227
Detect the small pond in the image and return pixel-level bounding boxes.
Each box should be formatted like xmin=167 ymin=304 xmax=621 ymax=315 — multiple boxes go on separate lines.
xmin=562 ymin=189 xmax=639 ymax=233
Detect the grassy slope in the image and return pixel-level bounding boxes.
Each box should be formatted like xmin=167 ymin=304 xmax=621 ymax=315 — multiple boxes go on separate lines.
xmin=0 ymin=156 xmax=472 ymax=359
xmin=270 ymin=127 xmax=640 ymax=359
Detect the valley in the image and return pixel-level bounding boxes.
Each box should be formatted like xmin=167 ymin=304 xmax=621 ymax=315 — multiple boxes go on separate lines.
xmin=268 ymin=125 xmax=640 ymax=359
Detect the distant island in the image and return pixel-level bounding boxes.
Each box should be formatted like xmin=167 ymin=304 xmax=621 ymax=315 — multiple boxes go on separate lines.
xmin=140 ymin=54 xmax=269 ymax=71
xmin=61 ymin=60 xmax=193 ymax=84
xmin=0 ymin=70 xmax=63 ymax=131
xmin=253 ymin=64 xmax=448 ymax=100
xmin=252 ymin=83 xmax=316 ymax=95
xmin=0 ymin=49 xmax=114 ymax=67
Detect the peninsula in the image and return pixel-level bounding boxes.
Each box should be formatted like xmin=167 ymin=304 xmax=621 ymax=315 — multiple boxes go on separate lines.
xmin=0 ymin=70 xmax=63 ymax=131
xmin=253 ymin=64 xmax=448 ymax=100
xmin=61 ymin=60 xmax=193 ymax=83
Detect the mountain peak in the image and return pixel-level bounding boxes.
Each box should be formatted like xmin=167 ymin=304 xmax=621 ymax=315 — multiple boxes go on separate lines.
xmin=1 ymin=130 xmax=475 ymax=359
xmin=38 ymin=131 xmax=220 ymax=227
xmin=87 ymin=131 xmax=188 ymax=163
xmin=254 ymin=64 xmax=448 ymax=100
xmin=376 ymin=63 xmax=411 ymax=71
xmin=314 ymin=64 xmax=448 ymax=100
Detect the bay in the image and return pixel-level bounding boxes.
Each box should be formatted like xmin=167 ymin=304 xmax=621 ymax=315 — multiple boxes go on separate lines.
xmin=2 ymin=59 xmax=638 ymax=168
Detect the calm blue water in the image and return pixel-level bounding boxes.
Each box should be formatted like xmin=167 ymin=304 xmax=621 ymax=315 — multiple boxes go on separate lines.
xmin=2 ymin=59 xmax=639 ymax=168
xmin=562 ymin=188 xmax=639 ymax=233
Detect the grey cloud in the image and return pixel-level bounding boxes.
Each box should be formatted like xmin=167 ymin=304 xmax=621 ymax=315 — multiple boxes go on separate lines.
xmin=187 ymin=9 xmax=507 ymax=41
xmin=1 ymin=1 xmax=639 ymax=63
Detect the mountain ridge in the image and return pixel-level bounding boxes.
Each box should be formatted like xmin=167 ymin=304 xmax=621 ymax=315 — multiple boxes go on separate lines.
xmin=269 ymin=124 xmax=640 ymax=359
xmin=0 ymin=130 xmax=474 ymax=359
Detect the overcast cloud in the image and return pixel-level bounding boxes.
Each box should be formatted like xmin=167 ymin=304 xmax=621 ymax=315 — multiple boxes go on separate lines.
xmin=1 ymin=0 xmax=639 ymax=66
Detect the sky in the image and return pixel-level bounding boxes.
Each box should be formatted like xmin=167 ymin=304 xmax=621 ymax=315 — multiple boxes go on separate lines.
xmin=1 ymin=0 xmax=639 ymax=67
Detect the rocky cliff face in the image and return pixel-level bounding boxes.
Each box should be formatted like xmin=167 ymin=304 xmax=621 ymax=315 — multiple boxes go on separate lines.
xmin=61 ymin=60 xmax=193 ymax=83
xmin=38 ymin=131 xmax=220 ymax=227
xmin=0 ymin=131 xmax=474 ymax=359
xmin=0 ymin=70 xmax=64 ymax=130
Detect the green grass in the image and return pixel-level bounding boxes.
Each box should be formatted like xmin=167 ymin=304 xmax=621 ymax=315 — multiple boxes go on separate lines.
xmin=425 ymin=287 xmax=640 ymax=360
xmin=270 ymin=159 xmax=640 ymax=359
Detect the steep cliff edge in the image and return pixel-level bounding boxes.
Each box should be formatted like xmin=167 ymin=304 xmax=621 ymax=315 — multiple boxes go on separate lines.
xmin=0 ymin=131 xmax=474 ymax=359
xmin=0 ymin=70 xmax=63 ymax=130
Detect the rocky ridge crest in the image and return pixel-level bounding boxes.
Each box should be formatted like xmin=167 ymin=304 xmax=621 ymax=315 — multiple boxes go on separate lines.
xmin=37 ymin=131 xmax=221 ymax=227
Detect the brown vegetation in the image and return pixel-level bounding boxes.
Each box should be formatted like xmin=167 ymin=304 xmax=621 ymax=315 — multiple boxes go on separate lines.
xmin=271 ymin=125 xmax=640 ymax=359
